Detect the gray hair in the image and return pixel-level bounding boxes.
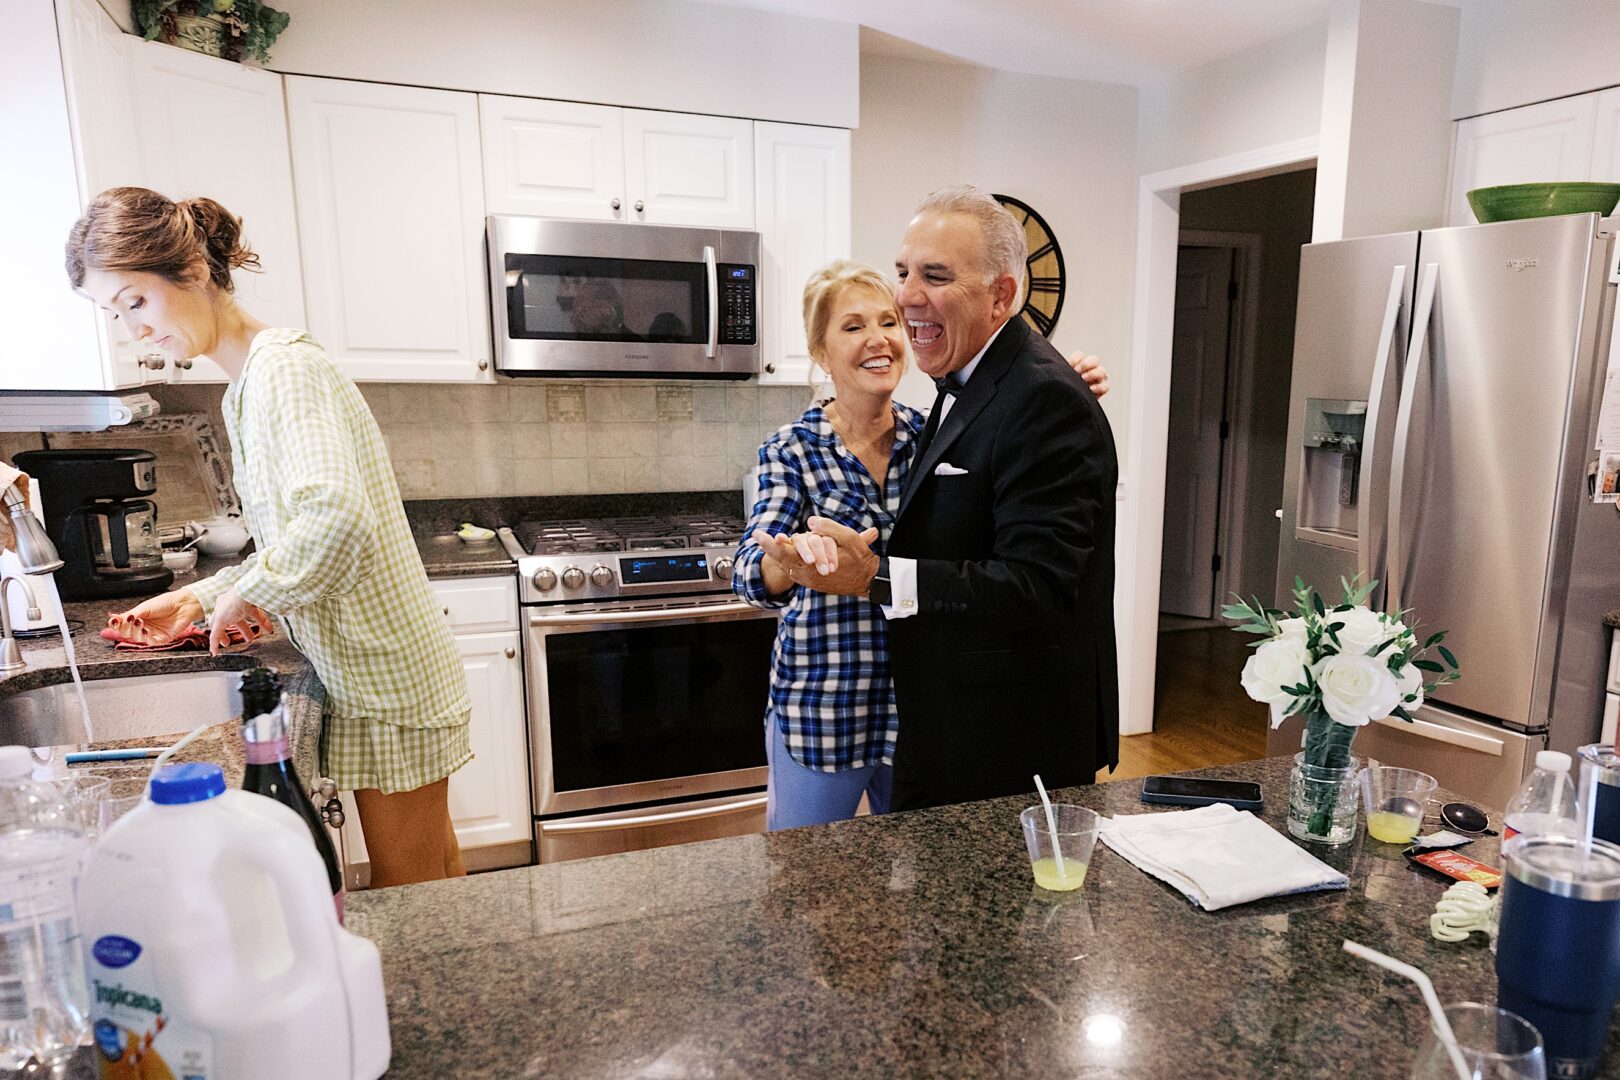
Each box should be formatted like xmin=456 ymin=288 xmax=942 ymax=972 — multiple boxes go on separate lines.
xmin=912 ymin=185 xmax=1027 ymax=303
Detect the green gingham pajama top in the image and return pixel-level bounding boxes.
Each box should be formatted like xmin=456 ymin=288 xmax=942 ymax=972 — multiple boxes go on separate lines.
xmin=187 ymin=329 xmax=472 ymax=793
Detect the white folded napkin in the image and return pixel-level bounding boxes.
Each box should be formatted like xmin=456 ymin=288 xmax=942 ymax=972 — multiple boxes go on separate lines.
xmin=1098 ymin=803 xmax=1348 ymax=911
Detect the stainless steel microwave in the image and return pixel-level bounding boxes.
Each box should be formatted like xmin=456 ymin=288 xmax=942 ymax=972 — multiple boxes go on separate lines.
xmin=487 ymin=215 xmax=762 ymax=379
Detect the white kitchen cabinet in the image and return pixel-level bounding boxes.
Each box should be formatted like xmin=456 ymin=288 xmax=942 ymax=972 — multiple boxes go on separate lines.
xmin=480 ymin=96 xmax=627 ymax=221
xmin=127 ymin=36 xmax=305 ymax=384
xmin=286 ymin=76 xmax=491 ymax=382
xmin=1588 ymin=88 xmax=1620 ymax=186
xmin=624 ymin=110 xmax=755 ymax=228
xmin=753 ymin=122 xmax=850 ymax=385
xmin=448 ymin=629 xmax=532 ymax=863
xmin=2 ymin=0 xmax=148 ymax=391
xmin=1448 ymin=95 xmax=1601 ymax=226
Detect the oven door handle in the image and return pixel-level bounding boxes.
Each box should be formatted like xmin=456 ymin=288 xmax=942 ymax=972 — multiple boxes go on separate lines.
xmin=527 ymin=599 xmax=761 ymax=626
xmin=704 ymin=244 xmax=719 ymax=359
xmin=541 ymin=793 xmax=767 ymax=834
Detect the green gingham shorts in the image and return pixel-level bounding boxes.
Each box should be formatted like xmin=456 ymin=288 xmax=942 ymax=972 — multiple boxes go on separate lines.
xmin=319 ymin=711 xmax=473 ymax=795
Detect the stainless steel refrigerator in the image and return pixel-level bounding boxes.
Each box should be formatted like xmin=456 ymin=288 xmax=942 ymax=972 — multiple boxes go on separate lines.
xmin=1270 ymin=212 xmax=1620 ymax=810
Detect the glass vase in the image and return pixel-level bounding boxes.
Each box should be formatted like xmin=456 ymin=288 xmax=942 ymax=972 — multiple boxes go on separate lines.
xmin=1287 ymin=751 xmax=1362 ymax=845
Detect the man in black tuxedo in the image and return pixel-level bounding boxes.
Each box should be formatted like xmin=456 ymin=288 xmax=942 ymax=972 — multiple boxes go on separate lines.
xmin=798 ymin=185 xmax=1119 ymax=811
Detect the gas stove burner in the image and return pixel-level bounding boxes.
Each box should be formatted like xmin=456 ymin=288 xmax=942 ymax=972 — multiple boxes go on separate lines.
xmin=535 ymin=537 xmax=624 ymax=555
xmin=627 ymin=536 xmax=688 ymax=550
xmin=514 ymin=513 xmax=748 ymax=559
xmin=693 ymin=531 xmax=738 ymax=548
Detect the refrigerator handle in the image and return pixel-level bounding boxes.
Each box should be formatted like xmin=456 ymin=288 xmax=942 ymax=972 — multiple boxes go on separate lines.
xmin=1357 ymin=265 xmax=1408 ymax=596
xmin=1387 ymin=261 xmax=1438 ymax=615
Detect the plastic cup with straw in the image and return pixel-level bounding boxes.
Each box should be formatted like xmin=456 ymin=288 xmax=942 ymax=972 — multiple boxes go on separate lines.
xmin=1020 ymin=776 xmax=1101 ymax=893
xmin=1343 ymin=940 xmax=1471 ymax=1080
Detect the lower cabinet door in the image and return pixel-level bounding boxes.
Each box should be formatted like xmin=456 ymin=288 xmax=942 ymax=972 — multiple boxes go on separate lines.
xmin=448 ymin=629 xmax=533 ymax=869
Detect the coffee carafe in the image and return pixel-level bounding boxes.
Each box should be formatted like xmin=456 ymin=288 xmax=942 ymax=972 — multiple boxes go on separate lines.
xmin=13 ymin=449 xmax=175 ymax=600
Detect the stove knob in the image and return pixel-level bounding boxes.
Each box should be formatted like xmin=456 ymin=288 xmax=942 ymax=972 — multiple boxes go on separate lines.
xmin=590 ymin=564 xmax=614 ymax=588
xmin=712 ymin=556 xmax=734 ymax=580
xmin=561 ymin=566 xmax=586 ymax=590
xmin=532 ymin=567 xmax=558 ymax=592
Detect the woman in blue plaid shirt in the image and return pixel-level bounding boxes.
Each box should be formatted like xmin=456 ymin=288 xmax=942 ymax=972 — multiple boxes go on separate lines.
xmin=734 ymin=261 xmax=1107 ymax=829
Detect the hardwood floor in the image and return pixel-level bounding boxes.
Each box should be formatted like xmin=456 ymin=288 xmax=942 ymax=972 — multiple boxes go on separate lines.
xmin=1097 ymin=626 xmax=1270 ymax=783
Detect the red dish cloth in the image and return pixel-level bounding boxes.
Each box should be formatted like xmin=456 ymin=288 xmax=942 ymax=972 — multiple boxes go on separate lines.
xmin=100 ymin=614 xmax=263 ymax=652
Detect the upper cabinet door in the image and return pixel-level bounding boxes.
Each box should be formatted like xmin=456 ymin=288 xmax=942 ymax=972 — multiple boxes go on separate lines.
xmin=1448 ymin=95 xmax=1600 ymax=226
xmin=1588 ymin=88 xmax=1620 ymax=185
xmin=624 ymin=110 xmax=755 ymax=228
xmin=127 ymin=38 xmax=306 ymax=384
xmin=480 ymin=96 xmax=625 ymax=221
xmin=286 ymin=76 xmax=491 ymax=382
xmin=753 ymin=122 xmax=850 ymax=385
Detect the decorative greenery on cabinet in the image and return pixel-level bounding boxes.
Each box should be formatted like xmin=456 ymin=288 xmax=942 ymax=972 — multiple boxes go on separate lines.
xmin=131 ymin=0 xmax=290 ymax=63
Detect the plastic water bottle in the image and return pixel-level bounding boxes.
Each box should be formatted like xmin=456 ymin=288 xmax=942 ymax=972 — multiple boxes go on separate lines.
xmin=1503 ymin=749 xmax=1581 ymax=841
xmin=0 ymin=744 xmax=90 ymax=1069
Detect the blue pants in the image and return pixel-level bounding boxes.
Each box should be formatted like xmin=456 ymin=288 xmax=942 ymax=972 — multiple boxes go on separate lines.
xmin=765 ymin=719 xmax=893 ymax=831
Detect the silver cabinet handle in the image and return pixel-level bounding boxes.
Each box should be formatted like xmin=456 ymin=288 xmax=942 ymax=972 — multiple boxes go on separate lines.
xmin=764 ymin=363 xmax=776 ymax=375
xmin=611 ymin=197 xmax=621 ymax=211
xmin=1356 ymin=264 xmax=1407 ymax=600
xmin=477 ymin=359 xmax=489 ymax=371
xmin=504 ymin=646 xmax=515 ymax=659
xmin=173 ymin=356 xmax=194 ymax=371
xmin=1388 ymin=262 xmax=1438 ymax=615
xmin=529 ymin=599 xmax=760 ymax=627
xmin=442 ymin=606 xmax=450 ymax=617
xmin=704 ymin=245 xmax=719 ymax=359
xmin=138 ymin=354 xmax=166 ymax=371
xmin=634 ymin=199 xmax=645 ymax=213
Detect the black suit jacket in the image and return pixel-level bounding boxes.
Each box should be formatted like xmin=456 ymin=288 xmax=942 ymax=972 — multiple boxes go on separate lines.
xmin=886 ymin=317 xmax=1119 ymax=811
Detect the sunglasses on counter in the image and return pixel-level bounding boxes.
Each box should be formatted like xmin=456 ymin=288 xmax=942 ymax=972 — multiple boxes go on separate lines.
xmin=1438 ymin=801 xmax=1497 ymax=836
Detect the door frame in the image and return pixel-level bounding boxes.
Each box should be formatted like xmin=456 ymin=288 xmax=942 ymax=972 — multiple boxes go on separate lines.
xmin=1117 ymin=137 xmax=1318 ymax=736
xmin=1170 ymin=229 xmax=1263 ymax=623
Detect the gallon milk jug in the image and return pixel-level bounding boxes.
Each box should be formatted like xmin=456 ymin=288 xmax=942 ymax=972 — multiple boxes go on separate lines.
xmin=76 ymin=763 xmax=390 ymax=1079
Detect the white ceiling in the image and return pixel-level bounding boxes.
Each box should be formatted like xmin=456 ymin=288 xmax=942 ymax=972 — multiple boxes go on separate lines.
xmin=704 ymin=0 xmax=1336 ymax=85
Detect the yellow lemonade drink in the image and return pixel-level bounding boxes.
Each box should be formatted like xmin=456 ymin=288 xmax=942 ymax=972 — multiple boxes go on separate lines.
xmin=1031 ymin=857 xmax=1087 ymax=891
xmin=1366 ymin=811 xmax=1421 ymax=844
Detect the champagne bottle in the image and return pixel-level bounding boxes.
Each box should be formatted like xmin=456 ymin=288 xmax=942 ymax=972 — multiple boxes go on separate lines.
xmin=239 ymin=668 xmax=345 ymax=921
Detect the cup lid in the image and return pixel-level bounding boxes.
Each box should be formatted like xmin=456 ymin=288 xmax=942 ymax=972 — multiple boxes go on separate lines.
xmin=1578 ymin=743 xmax=1620 ymax=784
xmin=1503 ymin=834 xmax=1620 ymax=900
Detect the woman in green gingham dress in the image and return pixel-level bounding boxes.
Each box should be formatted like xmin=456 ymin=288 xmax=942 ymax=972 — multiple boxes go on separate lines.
xmin=66 ymin=187 xmax=471 ymax=887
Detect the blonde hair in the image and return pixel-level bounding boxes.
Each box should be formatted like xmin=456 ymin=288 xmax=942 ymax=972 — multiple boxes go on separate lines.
xmin=912 ymin=184 xmax=1027 ymax=304
xmin=801 ymin=260 xmax=904 ymax=382
xmin=65 ymin=186 xmax=260 ymax=293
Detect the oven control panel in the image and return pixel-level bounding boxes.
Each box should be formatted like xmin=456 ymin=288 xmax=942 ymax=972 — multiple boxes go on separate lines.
xmin=519 ymin=548 xmax=736 ymax=604
xmin=718 ymin=264 xmax=756 ymax=345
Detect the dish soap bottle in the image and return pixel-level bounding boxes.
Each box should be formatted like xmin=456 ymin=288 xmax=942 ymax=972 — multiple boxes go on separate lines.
xmin=76 ymin=762 xmax=390 ymax=1079
xmin=239 ymin=668 xmax=344 ymax=920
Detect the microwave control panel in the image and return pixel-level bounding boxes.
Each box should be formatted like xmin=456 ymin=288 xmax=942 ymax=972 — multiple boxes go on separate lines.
xmin=719 ymin=264 xmax=757 ymax=345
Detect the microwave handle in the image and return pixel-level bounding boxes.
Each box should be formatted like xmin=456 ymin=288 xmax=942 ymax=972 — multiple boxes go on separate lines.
xmin=704 ymin=245 xmax=719 ymax=358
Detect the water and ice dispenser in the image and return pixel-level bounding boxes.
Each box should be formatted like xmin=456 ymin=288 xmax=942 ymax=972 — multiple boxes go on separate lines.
xmin=1295 ymin=397 xmax=1367 ymax=547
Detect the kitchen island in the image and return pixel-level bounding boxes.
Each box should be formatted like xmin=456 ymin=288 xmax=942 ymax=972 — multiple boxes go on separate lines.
xmin=337 ymin=755 xmax=1620 ymax=1079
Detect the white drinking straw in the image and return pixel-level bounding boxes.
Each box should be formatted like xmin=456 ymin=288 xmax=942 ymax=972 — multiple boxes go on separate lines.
xmin=1343 ymin=940 xmax=1470 ymax=1080
xmin=1033 ymin=774 xmax=1067 ymax=882
xmin=1582 ymin=762 xmax=1600 ymax=872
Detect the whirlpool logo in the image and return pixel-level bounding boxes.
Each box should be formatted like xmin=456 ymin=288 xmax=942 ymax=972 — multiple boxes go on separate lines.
xmin=1507 ymin=257 xmax=1539 ymax=272
xmin=92 ymin=935 xmax=142 ymax=969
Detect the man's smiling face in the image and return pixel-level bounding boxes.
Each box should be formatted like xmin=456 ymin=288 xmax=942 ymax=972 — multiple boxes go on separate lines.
xmin=893 ymin=210 xmax=1016 ymax=379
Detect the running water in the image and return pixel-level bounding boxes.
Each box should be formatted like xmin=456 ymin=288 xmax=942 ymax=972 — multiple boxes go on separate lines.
xmin=38 ymin=575 xmax=92 ymax=746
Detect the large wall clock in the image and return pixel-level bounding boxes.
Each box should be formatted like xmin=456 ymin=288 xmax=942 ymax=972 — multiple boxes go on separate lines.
xmin=992 ymin=193 xmax=1066 ymax=339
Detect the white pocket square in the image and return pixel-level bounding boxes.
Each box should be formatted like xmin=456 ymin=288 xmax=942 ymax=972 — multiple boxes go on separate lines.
xmin=933 ymin=463 xmax=969 ymax=476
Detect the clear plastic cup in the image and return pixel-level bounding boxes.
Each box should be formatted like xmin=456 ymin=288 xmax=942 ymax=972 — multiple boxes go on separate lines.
xmin=95 ymin=795 xmax=144 ymax=837
xmin=1361 ymin=766 xmax=1437 ymax=845
xmin=1019 ymin=804 xmax=1101 ymax=892
xmin=50 ymin=774 xmax=111 ymax=841
xmin=1408 ymin=1002 xmax=1545 ymax=1079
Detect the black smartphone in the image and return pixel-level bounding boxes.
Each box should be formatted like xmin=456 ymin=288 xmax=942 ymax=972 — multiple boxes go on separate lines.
xmin=1140 ymin=775 xmax=1264 ymax=812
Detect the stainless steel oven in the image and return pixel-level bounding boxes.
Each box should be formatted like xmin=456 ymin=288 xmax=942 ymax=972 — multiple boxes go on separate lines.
xmin=501 ymin=517 xmax=773 ymax=863
xmin=488 ymin=214 xmax=761 ymax=379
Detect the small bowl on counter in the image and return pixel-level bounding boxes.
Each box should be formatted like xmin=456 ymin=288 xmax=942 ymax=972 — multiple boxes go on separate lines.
xmin=162 ymin=548 xmax=198 ymax=573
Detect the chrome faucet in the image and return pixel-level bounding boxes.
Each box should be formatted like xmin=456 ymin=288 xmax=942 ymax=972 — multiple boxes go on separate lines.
xmin=2 ymin=480 xmax=62 ymax=575
xmin=0 ymin=575 xmax=41 ymax=675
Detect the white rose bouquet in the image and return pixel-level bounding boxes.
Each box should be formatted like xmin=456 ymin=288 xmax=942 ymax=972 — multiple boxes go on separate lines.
xmin=1224 ymin=577 xmax=1460 ymax=836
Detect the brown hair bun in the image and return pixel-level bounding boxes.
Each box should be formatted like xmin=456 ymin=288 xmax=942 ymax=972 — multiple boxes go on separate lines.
xmin=65 ymin=186 xmax=260 ymax=293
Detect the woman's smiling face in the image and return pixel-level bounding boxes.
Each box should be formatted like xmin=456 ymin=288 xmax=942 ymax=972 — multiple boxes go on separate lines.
xmin=816 ymin=283 xmax=908 ymax=404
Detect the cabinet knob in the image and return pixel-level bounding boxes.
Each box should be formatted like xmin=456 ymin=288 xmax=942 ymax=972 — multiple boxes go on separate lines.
xmin=764 ymin=363 xmax=776 ymax=375
xmin=477 ymin=359 xmax=489 ymax=372
xmin=442 ymin=606 xmax=450 ymax=617
xmin=611 ymin=198 xmax=622 ymax=211
xmin=634 ymin=200 xmax=645 ymax=213
xmin=173 ymin=356 xmax=194 ymax=371
xmin=138 ymin=353 xmax=166 ymax=371
xmin=504 ymin=646 xmax=516 ymax=659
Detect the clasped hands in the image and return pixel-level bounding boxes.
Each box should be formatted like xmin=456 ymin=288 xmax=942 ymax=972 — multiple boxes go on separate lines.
xmin=750 ymin=517 xmax=881 ymax=597
xmin=109 ymin=586 xmax=274 ymax=656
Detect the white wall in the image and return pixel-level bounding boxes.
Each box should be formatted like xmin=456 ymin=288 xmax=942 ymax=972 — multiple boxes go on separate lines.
xmin=850 ymin=54 xmax=1138 ymax=448
xmin=1137 ymin=22 xmax=1327 ymax=178
xmin=264 ymin=0 xmax=858 ymax=128
xmin=1453 ymin=0 xmax=1620 ymax=118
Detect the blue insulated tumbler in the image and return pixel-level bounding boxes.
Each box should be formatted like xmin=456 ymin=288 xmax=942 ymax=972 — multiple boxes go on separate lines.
xmin=1495 ymin=834 xmax=1620 ymax=1080
xmin=1578 ymin=744 xmax=1620 ymax=847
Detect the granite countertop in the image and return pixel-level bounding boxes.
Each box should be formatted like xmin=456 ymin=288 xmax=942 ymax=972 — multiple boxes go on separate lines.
xmin=412 ymin=533 xmax=515 ymax=579
xmin=1 ymin=554 xmax=322 ymax=791
xmin=335 ymin=756 xmax=1620 ymax=1080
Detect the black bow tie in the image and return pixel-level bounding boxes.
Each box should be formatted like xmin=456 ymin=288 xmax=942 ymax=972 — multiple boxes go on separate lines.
xmin=933 ymin=375 xmax=965 ymax=396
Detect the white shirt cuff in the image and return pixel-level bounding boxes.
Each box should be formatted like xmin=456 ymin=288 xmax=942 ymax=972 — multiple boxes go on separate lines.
xmin=880 ymin=556 xmax=919 ymax=620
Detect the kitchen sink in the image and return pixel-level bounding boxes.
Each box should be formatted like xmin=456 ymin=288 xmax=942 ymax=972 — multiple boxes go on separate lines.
xmin=0 ymin=670 xmax=241 ymax=748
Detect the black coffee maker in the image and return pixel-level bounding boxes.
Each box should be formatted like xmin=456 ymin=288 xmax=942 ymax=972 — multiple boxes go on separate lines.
xmin=13 ymin=449 xmax=174 ymax=600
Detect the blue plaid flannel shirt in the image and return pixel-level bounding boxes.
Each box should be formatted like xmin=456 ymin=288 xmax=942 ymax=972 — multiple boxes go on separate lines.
xmin=733 ymin=401 xmax=927 ymax=771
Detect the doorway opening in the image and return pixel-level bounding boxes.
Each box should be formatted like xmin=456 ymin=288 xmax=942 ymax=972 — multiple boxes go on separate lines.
xmin=1128 ymin=166 xmax=1317 ymax=779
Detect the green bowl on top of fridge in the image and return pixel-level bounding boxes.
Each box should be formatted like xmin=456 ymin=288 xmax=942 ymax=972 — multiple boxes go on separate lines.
xmin=1466 ymin=182 xmax=1620 ymax=223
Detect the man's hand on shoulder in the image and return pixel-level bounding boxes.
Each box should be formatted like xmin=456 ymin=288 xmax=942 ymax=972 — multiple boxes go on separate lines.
xmin=1066 ymin=350 xmax=1109 ymax=399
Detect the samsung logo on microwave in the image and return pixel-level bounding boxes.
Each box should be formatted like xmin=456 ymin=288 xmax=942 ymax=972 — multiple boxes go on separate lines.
xmin=1507 ymin=257 xmax=1539 ymax=272
xmin=624 ymin=352 xmax=651 ymax=360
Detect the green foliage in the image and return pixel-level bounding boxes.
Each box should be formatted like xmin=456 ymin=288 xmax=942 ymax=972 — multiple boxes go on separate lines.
xmin=131 ymin=0 xmax=291 ymax=63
